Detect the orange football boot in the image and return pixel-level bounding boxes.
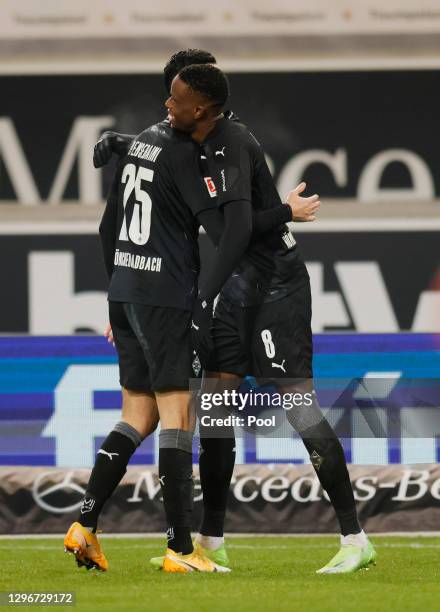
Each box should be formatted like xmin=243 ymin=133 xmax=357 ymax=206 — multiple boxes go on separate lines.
xmin=64 ymin=522 xmax=108 ymax=571
xmin=163 ymin=543 xmax=230 ymax=573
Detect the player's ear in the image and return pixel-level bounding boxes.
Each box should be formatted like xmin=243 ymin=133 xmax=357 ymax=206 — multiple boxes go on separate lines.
xmin=194 ymin=104 xmax=211 ymax=120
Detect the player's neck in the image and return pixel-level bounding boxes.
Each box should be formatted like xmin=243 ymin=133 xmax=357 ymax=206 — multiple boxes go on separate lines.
xmin=191 ymin=113 xmax=223 ymax=144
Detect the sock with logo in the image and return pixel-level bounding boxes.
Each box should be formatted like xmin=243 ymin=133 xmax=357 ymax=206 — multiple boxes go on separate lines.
xmin=287 ymin=392 xmax=361 ymax=537
xmin=159 ymin=429 xmax=194 ymax=555
xmin=300 ymin=423 xmax=361 ymax=536
xmin=76 ymin=422 xmax=143 ymax=531
xmin=198 ymin=436 xmax=236 ymax=537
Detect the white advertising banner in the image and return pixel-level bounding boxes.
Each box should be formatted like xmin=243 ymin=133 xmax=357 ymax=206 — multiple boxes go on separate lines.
xmin=1 ymin=0 xmax=440 ymax=39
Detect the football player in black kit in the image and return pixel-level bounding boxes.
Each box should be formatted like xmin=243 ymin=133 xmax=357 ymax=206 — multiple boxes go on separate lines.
xmin=64 ymin=52 xmax=315 ymax=575
xmin=92 ymin=52 xmax=376 ymax=574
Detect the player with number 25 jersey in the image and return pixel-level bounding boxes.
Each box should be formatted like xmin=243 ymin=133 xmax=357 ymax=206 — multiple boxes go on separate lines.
xmin=108 ymin=122 xmax=202 ymax=313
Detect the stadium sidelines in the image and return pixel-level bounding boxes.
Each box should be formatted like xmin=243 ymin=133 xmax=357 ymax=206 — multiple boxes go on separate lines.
xmin=3 ymin=55 xmax=440 ymax=75
xmin=2 ymin=218 xmax=440 ymax=234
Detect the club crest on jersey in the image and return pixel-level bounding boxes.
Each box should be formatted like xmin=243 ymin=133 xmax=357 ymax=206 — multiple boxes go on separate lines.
xmin=204 ymin=177 xmax=217 ymax=198
xmin=192 ymin=352 xmax=201 ymax=376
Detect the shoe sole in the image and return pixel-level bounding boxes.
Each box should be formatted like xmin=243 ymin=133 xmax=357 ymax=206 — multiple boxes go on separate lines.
xmin=317 ymin=549 xmax=378 ymax=575
xmin=64 ymin=531 xmax=107 ymax=572
xmin=151 ymin=555 xmax=230 ymax=571
xmin=163 ymin=557 xmax=194 ymax=573
xmin=163 ymin=554 xmax=231 ymax=574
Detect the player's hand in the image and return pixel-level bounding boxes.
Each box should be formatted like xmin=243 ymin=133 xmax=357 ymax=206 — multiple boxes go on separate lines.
xmin=94 ymin=131 xmax=117 ymax=168
xmin=93 ymin=131 xmax=133 ymax=168
xmin=104 ymin=323 xmax=115 ymax=347
xmin=285 ymin=182 xmax=321 ymax=222
xmin=191 ymin=298 xmax=215 ymax=370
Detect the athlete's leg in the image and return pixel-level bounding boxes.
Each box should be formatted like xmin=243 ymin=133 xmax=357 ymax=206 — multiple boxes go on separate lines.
xmin=253 ymin=287 xmax=363 ymax=537
xmin=76 ymin=301 xmax=159 ymax=531
xmin=121 ymin=388 xmax=159 ymax=437
xmin=76 ymin=389 xmax=158 ymax=532
xmin=155 ymin=390 xmax=195 ymax=555
xmin=284 ymin=386 xmax=376 ymax=573
xmin=282 ymin=380 xmax=362 ymax=537
xmin=253 ymin=286 xmax=375 ymax=572
xmin=64 ymin=390 xmax=158 ymax=571
xmin=64 ymin=301 xmax=159 ymax=569
xmin=127 ymin=303 xmax=229 ymax=571
xmin=197 ymin=371 xmax=237 ymax=551
xmin=149 ymin=374 xmax=236 ymax=570
xmin=196 ymin=297 xmax=256 ymax=548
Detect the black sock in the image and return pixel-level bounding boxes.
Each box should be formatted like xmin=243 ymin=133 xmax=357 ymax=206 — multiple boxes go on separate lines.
xmin=301 ymin=425 xmax=361 ymax=536
xmin=286 ymin=392 xmax=361 ymax=537
xmin=159 ymin=439 xmax=193 ymax=555
xmin=77 ymin=430 xmax=137 ymax=530
xmin=326 ymin=479 xmax=362 ymax=536
xmin=199 ymin=437 xmax=235 ymax=537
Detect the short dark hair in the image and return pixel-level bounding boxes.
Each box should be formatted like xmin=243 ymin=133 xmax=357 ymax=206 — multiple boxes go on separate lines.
xmin=163 ymin=49 xmax=217 ymax=93
xmin=178 ymin=64 xmax=229 ymax=110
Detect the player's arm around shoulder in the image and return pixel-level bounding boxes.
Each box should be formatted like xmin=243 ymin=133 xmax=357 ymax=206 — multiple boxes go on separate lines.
xmin=93 ymin=131 xmax=135 ymax=168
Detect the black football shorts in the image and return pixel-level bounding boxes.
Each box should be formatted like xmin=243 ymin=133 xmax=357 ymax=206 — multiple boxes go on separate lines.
xmin=212 ymin=281 xmax=313 ymax=380
xmin=109 ymin=301 xmax=196 ymax=392
xmin=212 ymin=298 xmax=258 ymax=376
xmin=251 ymin=282 xmax=313 ymax=381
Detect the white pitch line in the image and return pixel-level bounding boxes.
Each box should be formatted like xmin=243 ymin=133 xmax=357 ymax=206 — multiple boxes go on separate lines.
xmin=1 ymin=531 xmax=439 ymax=540
xmin=1 ymin=542 xmax=440 ymax=552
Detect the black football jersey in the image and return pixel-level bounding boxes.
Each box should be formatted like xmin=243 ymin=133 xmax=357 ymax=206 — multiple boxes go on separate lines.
xmin=107 ymin=121 xmax=214 ymax=310
xmin=199 ymin=118 xmax=309 ymax=305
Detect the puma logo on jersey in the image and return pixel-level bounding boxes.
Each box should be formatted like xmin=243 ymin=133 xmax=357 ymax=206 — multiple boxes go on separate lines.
xmin=215 ymin=146 xmax=226 ymax=157
xmin=98 ymin=449 xmax=119 ymax=461
xmin=271 ymin=359 xmax=287 ymax=373
xmin=204 ymin=177 xmax=217 ymax=198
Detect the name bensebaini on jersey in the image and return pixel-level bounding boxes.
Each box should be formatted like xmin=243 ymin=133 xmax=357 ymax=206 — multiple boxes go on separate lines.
xmin=127 ymin=141 xmax=163 ymax=163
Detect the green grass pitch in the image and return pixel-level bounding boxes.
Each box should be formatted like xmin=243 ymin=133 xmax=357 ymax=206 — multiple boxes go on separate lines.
xmin=1 ymin=536 xmax=439 ymax=612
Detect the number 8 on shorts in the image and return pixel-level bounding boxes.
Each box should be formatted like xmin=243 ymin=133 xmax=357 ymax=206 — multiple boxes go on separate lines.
xmin=261 ymin=329 xmax=276 ymax=358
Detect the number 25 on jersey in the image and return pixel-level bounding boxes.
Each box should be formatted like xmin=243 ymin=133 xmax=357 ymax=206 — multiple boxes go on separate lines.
xmin=119 ymin=163 xmax=153 ymax=246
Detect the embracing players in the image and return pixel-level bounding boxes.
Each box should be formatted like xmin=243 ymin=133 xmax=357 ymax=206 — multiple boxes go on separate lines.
xmin=71 ymin=50 xmax=375 ymax=575
xmin=162 ymin=61 xmax=376 ymax=575
xmin=63 ymin=54 xmax=313 ymax=574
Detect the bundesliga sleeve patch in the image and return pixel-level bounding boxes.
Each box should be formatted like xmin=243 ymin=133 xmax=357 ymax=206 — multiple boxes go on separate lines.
xmin=204 ymin=177 xmax=217 ymax=198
